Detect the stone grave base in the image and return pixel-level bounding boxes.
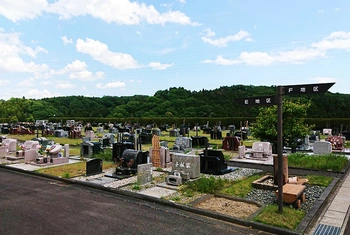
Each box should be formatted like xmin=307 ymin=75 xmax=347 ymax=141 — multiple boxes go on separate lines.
xmin=251 ymin=175 xmax=278 ymax=190
xmin=138 ymin=186 xmax=177 ymax=198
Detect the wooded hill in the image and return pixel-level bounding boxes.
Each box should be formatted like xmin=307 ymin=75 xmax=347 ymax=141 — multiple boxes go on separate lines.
xmin=1 ymin=85 xmax=350 ymax=129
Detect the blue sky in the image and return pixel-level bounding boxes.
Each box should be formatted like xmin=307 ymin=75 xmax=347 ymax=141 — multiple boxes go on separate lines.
xmin=0 ymin=0 xmax=349 ymax=100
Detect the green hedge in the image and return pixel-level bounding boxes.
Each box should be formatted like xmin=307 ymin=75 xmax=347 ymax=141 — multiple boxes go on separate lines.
xmin=48 ymin=117 xmax=350 ymax=130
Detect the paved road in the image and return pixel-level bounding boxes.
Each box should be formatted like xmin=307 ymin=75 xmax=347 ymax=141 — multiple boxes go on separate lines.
xmin=0 ymin=167 xmax=274 ymax=235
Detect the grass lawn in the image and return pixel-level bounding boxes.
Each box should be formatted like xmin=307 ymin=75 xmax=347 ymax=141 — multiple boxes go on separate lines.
xmin=35 ymin=161 xmax=117 ymax=178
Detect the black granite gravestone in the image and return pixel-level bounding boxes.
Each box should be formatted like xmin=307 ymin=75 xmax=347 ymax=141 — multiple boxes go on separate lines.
xmin=199 ymin=150 xmax=233 ymax=175
xmin=86 ymin=158 xmax=103 ymax=176
xmin=115 ymin=149 xmax=148 ymax=175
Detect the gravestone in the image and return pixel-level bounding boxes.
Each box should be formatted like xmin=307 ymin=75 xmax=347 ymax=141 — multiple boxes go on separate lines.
xmin=326 ymin=136 xmax=344 ymax=150
xmin=191 ymin=136 xmax=208 ymax=148
xmin=323 ymin=128 xmax=332 ymax=135
xmin=80 ymin=141 xmax=102 ymax=158
xmin=64 ymin=144 xmax=69 ymax=158
xmin=86 ymin=158 xmax=103 ymax=176
xmin=238 ymin=145 xmax=246 ymax=159
xmin=115 ymin=149 xmax=148 ymax=175
xmin=169 ymin=129 xmax=179 ymax=137
xmin=151 ymin=135 xmax=161 ymax=167
xmin=251 ymin=142 xmax=272 ymax=159
xmin=137 ymin=163 xmax=153 ymax=185
xmin=173 ymin=137 xmax=192 ymax=151
xmin=222 ymin=136 xmax=240 ymax=151
xmin=199 ymin=150 xmax=233 ymax=175
xmin=313 ymin=141 xmax=332 ymax=154
xmin=2 ymin=138 xmax=17 ymax=152
xmin=85 ymin=130 xmax=95 ymax=139
xmin=171 ymin=153 xmax=200 ymax=179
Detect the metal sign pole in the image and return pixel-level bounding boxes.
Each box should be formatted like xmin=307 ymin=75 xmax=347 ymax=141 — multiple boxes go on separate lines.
xmin=277 ymin=86 xmax=284 ymax=213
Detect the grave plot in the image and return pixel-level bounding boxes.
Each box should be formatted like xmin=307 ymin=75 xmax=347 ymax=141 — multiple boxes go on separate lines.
xmin=192 ymin=194 xmax=263 ymax=219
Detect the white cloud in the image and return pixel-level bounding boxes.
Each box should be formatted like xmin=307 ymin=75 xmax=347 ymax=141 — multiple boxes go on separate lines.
xmin=25 ymin=88 xmax=55 ymax=99
xmin=18 ymin=77 xmax=35 ymax=87
xmin=318 ymin=9 xmax=325 ymax=14
xmin=178 ymin=0 xmax=186 ymax=3
xmin=47 ymin=0 xmax=199 ymax=26
xmin=310 ymin=77 xmax=337 ymax=83
xmin=61 ymin=36 xmax=73 ymax=45
xmin=96 ymin=81 xmax=126 ymax=89
xmin=311 ymin=31 xmax=350 ymax=50
xmin=0 ymin=0 xmax=48 ymax=22
xmin=35 ymin=46 xmax=48 ymax=54
xmin=55 ymin=83 xmax=76 ymax=89
xmin=76 ymin=38 xmax=142 ymax=70
xmin=0 ymin=30 xmax=49 ymax=75
xmin=202 ymin=55 xmax=241 ymax=66
xmin=156 ymin=48 xmax=176 ymax=55
xmin=0 ymin=80 xmax=10 ymax=86
xmin=201 ymin=30 xmax=251 ymax=47
xmin=203 ymin=48 xmax=325 ymax=66
xmin=335 ymin=8 xmax=340 ymax=11
xmin=204 ymin=31 xmax=350 ymax=67
xmin=148 ymin=62 xmax=174 ymax=70
xmin=51 ymin=60 xmax=104 ymax=81
xmin=203 ymin=28 xmax=216 ymax=38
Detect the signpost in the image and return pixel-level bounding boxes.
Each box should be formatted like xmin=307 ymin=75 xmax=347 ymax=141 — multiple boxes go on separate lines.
xmin=236 ymin=82 xmax=335 ymax=213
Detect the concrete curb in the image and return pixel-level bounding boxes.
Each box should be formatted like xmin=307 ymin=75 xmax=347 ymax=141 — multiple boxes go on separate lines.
xmin=0 ymin=163 xmax=335 ymax=235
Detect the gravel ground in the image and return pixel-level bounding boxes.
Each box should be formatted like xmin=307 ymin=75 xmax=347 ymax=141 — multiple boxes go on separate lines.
xmin=246 ymin=185 xmax=326 ymax=212
xmin=72 ymin=166 xmax=326 ymax=214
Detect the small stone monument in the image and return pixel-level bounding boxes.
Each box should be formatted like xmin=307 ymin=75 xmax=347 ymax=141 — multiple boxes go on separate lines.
xmin=137 ymin=163 xmax=153 ymax=185
xmin=313 ymin=141 xmax=332 ymax=154
xmin=151 ymin=135 xmax=161 ymax=167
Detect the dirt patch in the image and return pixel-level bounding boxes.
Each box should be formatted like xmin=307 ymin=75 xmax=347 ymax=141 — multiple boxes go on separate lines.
xmin=195 ymin=197 xmax=260 ymax=219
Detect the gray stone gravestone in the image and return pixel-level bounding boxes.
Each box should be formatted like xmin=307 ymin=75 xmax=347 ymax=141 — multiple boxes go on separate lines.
xmin=313 ymin=141 xmax=332 ymax=154
xmin=137 ymin=163 xmax=153 ymax=185
xmin=171 ymin=153 xmax=200 ymax=179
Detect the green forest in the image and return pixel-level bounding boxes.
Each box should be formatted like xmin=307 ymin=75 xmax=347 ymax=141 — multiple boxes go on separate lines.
xmin=1 ymin=85 xmax=350 ymax=129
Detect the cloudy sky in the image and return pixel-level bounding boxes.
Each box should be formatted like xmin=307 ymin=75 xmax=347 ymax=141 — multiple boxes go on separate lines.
xmin=0 ymin=0 xmax=349 ymax=100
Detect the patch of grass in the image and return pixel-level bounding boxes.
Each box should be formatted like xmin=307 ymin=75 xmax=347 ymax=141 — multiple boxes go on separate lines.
xmin=168 ymin=195 xmax=181 ymax=201
xmin=288 ymin=152 xmax=348 ymax=172
xmin=223 ymin=154 xmax=232 ymax=161
xmin=254 ymin=205 xmax=305 ymax=230
xmin=307 ymin=175 xmax=333 ymax=187
xmin=62 ymin=172 xmax=70 ymax=178
xmin=220 ymin=174 xmax=262 ymax=198
xmin=92 ymin=148 xmax=113 ymax=162
xmin=182 ymin=176 xmax=229 ymax=195
xmin=132 ymin=183 xmax=141 ymax=191
xmin=35 ymin=161 xmax=117 ymax=178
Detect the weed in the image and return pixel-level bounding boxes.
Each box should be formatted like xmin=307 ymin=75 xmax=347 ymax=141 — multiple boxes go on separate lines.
xmin=62 ymin=172 xmax=70 ymax=178
xmin=220 ymin=174 xmax=262 ymax=197
xmin=92 ymin=148 xmax=113 ymax=162
xmin=183 ymin=176 xmax=229 ymax=194
xmin=132 ymin=183 xmax=141 ymax=191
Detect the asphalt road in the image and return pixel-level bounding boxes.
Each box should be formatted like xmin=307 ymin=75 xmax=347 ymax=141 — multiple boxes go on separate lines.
xmin=0 ymin=167 xmax=274 ymax=235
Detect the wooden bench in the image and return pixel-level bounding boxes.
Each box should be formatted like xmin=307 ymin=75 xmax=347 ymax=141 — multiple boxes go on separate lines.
xmin=276 ymin=184 xmax=306 ymax=208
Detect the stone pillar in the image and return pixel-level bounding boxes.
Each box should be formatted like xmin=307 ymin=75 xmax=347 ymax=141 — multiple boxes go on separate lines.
xmin=64 ymin=144 xmax=69 ymax=158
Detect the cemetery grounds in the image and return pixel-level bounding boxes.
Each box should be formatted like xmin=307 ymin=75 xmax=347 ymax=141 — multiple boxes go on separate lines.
xmin=3 ymin=129 xmax=350 ymax=232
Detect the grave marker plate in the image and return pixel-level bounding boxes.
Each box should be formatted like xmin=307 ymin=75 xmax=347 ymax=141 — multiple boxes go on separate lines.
xmin=137 ymin=163 xmax=153 ymax=185
xmin=172 ymin=153 xmax=200 ymax=179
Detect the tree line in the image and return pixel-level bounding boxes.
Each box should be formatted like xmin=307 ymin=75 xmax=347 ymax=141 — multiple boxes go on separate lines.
xmin=1 ymin=85 xmax=350 ymax=125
